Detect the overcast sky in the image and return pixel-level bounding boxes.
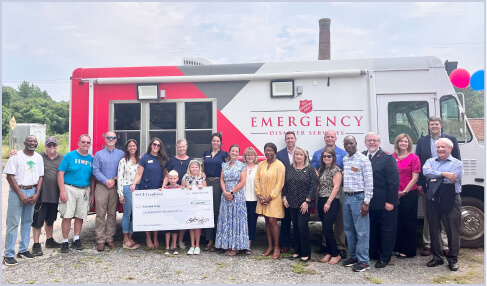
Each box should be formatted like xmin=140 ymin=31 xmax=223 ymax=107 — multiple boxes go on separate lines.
xmin=2 ymin=2 xmax=485 ymax=102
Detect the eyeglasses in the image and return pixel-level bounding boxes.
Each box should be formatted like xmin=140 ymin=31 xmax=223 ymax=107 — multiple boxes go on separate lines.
xmin=152 ymin=143 xmax=161 ymax=147
xmin=46 ymin=144 xmax=57 ymax=148
xmin=81 ymin=141 xmax=91 ymax=144
xmin=106 ymin=136 xmax=116 ymax=140
xmin=323 ymin=155 xmax=333 ymax=159
xmin=366 ymin=139 xmax=379 ymax=143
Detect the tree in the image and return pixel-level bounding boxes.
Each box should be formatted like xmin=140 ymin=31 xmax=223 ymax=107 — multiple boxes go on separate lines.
xmin=454 ymin=86 xmax=484 ymax=119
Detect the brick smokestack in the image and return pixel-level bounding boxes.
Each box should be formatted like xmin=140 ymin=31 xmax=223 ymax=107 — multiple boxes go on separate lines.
xmin=318 ymin=18 xmax=331 ymax=60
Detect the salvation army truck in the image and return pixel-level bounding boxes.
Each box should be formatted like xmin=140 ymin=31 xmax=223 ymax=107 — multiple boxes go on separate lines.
xmin=70 ymin=56 xmax=484 ymax=247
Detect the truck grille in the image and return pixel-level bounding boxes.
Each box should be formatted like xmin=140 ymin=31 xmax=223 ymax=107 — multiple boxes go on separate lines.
xmin=462 ymin=159 xmax=477 ymax=175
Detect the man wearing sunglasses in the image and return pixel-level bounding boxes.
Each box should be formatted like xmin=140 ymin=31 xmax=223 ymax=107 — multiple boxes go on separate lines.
xmin=58 ymin=134 xmax=95 ymax=253
xmin=92 ymin=131 xmax=124 ymax=251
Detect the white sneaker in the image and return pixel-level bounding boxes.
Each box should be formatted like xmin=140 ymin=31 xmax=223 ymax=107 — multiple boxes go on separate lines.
xmin=178 ymin=242 xmax=186 ymax=250
xmin=194 ymin=247 xmax=201 ymax=255
xmin=187 ymin=247 xmax=195 ymax=255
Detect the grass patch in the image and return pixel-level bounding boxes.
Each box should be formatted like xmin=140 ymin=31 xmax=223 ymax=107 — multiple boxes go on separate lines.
xmin=215 ymin=261 xmax=226 ymax=268
xmin=459 ymin=248 xmax=484 ymax=264
xmin=365 ymin=275 xmax=383 ymax=284
xmin=125 ymin=276 xmax=136 ymax=280
xmin=176 ymin=270 xmax=182 ymax=274
xmin=432 ymin=270 xmax=483 ymax=284
xmin=291 ymin=262 xmax=317 ymax=275
xmin=26 ymin=280 xmax=36 ymax=284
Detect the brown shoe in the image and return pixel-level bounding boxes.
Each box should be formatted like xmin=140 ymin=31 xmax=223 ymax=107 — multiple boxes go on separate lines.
xmin=97 ymin=243 xmax=105 ymax=252
xmin=443 ymin=249 xmax=449 ymax=257
xmin=421 ymin=247 xmax=431 ymax=256
xmin=107 ymin=241 xmax=116 ymax=249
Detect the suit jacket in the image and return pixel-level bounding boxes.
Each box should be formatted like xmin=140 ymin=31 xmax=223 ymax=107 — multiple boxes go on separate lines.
xmin=276 ymin=148 xmax=292 ymax=167
xmin=363 ymin=148 xmax=400 ymax=210
xmin=415 ymin=133 xmax=461 ymax=189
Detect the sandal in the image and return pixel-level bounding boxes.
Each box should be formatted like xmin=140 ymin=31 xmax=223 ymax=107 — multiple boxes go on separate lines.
xmin=245 ymin=249 xmax=252 ymax=255
xmin=227 ymin=250 xmax=237 ymax=256
xmin=320 ymin=254 xmax=331 ymax=263
xmin=328 ymin=256 xmax=341 ymax=265
xmin=290 ymin=254 xmax=300 ymax=260
xmin=123 ymin=241 xmax=136 ymax=249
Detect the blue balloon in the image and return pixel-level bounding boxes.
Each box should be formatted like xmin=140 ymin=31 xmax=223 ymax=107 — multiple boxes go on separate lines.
xmin=470 ymin=70 xmax=484 ymax=91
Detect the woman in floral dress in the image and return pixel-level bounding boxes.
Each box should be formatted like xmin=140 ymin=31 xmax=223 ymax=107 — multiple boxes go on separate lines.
xmin=215 ymin=144 xmax=248 ymax=255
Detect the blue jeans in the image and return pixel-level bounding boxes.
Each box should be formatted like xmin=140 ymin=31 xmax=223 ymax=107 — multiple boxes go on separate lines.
xmin=121 ymin=185 xmax=136 ymax=234
xmin=342 ymin=192 xmax=370 ymax=265
xmin=4 ymin=187 xmax=36 ymax=258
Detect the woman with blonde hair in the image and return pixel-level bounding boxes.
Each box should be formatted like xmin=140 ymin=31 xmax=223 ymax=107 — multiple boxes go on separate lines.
xmin=282 ymin=147 xmax=318 ymax=262
xmin=392 ymin=133 xmax=421 ymax=258
xmin=242 ymin=147 xmax=259 ymax=255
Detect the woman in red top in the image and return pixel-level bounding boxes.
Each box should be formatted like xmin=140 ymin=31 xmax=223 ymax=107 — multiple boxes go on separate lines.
xmin=392 ymin=133 xmax=421 ymax=258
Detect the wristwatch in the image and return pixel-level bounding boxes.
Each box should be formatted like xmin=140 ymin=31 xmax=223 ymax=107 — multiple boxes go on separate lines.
xmin=305 ymin=199 xmax=311 ymax=203
xmin=230 ymin=191 xmax=234 ymax=195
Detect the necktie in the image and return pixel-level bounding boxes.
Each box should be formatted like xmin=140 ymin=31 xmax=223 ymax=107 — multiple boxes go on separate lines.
xmin=369 ymin=154 xmax=372 ymax=160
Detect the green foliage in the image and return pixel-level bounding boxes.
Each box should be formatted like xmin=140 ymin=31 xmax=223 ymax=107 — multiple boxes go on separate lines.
xmin=2 ymin=82 xmax=69 ymax=136
xmin=454 ymin=86 xmax=484 ymax=119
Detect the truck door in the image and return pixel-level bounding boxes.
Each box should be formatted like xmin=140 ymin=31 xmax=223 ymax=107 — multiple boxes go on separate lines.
xmin=376 ymin=94 xmax=436 ymax=152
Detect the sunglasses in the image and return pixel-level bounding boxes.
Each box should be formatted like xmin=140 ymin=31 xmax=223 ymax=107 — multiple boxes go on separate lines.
xmin=323 ymin=155 xmax=333 ymax=159
xmin=81 ymin=141 xmax=91 ymax=144
xmin=152 ymin=143 xmax=161 ymax=147
xmin=46 ymin=144 xmax=57 ymax=148
xmin=106 ymin=136 xmax=116 ymax=140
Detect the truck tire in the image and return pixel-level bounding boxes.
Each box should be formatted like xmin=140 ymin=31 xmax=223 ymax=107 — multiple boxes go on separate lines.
xmin=460 ymin=197 xmax=484 ymax=248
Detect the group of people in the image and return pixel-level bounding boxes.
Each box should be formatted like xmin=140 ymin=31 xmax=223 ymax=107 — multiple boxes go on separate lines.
xmin=3 ymin=116 xmax=464 ymax=273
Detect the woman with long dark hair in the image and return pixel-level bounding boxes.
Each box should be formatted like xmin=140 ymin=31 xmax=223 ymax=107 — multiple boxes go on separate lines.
xmin=131 ymin=137 xmax=169 ymax=249
xmin=117 ymin=139 xmax=141 ymax=249
xmin=317 ymin=147 xmax=343 ymax=265
xmin=201 ymin=133 xmax=229 ymax=251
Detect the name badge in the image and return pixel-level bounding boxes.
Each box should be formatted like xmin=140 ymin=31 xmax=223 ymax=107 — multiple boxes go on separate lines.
xmin=351 ymin=166 xmax=358 ymax=172
xmin=205 ymin=155 xmax=211 ymax=158
xmin=430 ymin=179 xmax=437 ymax=182
xmin=148 ymin=160 xmax=153 ymax=163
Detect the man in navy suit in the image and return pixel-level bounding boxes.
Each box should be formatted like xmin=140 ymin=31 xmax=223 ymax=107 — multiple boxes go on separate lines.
xmin=416 ymin=116 xmax=461 ymax=257
xmin=276 ymin=131 xmax=297 ymax=253
xmin=363 ymin=132 xmax=399 ymax=268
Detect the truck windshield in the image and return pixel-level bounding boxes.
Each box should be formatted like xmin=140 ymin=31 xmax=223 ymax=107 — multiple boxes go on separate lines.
xmin=440 ymin=95 xmax=472 ymax=143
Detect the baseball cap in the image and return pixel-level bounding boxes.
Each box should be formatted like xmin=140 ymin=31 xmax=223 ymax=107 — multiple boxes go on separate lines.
xmin=46 ymin=137 xmax=58 ymax=145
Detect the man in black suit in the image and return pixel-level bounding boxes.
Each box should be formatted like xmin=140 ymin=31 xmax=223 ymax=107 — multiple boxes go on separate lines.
xmin=416 ymin=116 xmax=461 ymax=256
xmin=363 ymin=132 xmax=399 ymax=268
xmin=275 ymin=131 xmax=297 ymax=253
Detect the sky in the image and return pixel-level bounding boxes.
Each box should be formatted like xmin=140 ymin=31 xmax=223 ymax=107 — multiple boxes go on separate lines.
xmin=1 ymin=2 xmax=485 ymax=102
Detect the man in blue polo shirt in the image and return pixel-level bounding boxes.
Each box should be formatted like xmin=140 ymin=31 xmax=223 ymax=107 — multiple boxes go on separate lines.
xmin=57 ymin=134 xmax=95 ymax=253
xmin=311 ymin=130 xmax=348 ymax=259
xmin=92 ymin=131 xmax=124 ymax=251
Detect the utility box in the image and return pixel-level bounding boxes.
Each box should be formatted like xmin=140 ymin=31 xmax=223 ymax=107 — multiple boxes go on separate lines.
xmin=9 ymin=123 xmax=46 ymax=150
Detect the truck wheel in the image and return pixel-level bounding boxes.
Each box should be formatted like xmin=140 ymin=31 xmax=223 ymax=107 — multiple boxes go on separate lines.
xmin=460 ymin=197 xmax=484 ymax=248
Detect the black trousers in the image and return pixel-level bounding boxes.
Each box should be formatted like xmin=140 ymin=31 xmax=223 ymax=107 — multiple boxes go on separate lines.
xmin=205 ymin=178 xmax=222 ymax=241
xmin=369 ymin=207 xmax=398 ymax=263
xmin=317 ymin=197 xmax=341 ymax=257
xmin=279 ymin=207 xmax=292 ymax=248
xmin=246 ymin=201 xmax=258 ymax=241
xmin=395 ymin=190 xmax=419 ymax=257
xmin=426 ymin=194 xmax=461 ymax=264
xmin=289 ymin=207 xmax=311 ymax=257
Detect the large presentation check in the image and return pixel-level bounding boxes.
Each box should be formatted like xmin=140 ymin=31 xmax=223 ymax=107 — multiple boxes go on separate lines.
xmin=132 ymin=187 xmax=214 ymax=232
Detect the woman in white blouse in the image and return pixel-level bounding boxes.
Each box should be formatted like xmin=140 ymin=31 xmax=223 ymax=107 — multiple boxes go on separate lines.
xmin=242 ymin=147 xmax=258 ymax=255
xmin=117 ymin=139 xmax=141 ymax=249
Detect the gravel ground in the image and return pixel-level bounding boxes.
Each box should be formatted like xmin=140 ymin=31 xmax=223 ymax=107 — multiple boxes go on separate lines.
xmin=1 ymin=214 xmax=484 ymax=284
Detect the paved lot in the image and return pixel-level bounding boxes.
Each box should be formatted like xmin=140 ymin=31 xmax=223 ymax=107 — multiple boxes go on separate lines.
xmin=1 ymin=173 xmax=484 ymax=284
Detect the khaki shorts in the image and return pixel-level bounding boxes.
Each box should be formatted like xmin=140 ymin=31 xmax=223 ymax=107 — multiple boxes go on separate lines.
xmin=58 ymin=184 xmax=90 ymax=220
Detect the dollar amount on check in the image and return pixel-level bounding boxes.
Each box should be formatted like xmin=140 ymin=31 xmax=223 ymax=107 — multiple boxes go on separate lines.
xmin=132 ymin=187 xmax=214 ymax=232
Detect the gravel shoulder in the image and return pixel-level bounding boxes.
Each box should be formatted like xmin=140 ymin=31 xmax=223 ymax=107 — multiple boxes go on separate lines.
xmin=1 ymin=174 xmax=484 ymax=284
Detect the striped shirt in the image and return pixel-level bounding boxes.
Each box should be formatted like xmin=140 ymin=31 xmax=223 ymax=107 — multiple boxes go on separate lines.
xmin=343 ymin=152 xmax=374 ymax=203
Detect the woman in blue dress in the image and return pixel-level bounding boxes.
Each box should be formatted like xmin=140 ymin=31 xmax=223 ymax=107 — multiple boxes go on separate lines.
xmin=215 ymin=144 xmax=249 ymax=256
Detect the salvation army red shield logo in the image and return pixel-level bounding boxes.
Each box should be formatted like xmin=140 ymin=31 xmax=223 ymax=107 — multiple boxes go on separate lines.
xmin=299 ymin=100 xmax=312 ymax=114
